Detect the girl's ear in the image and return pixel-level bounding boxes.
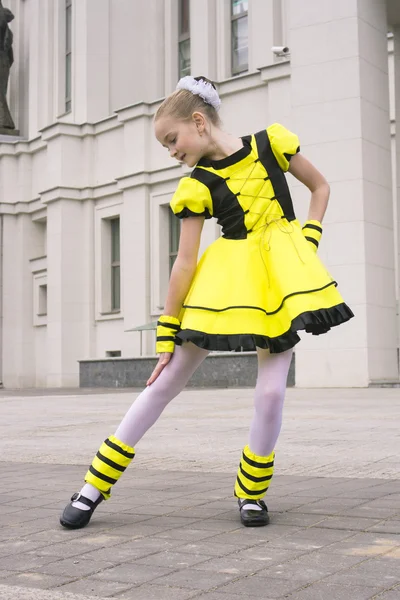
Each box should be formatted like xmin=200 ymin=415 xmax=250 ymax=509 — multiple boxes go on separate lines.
xmin=192 ymin=111 xmax=206 ymax=134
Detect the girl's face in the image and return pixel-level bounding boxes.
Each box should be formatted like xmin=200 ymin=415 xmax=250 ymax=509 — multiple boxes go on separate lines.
xmin=154 ymin=114 xmax=208 ymax=168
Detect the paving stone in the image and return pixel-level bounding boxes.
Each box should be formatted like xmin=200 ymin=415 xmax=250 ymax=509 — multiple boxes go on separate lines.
xmin=374 ymin=587 xmax=400 ymax=599
xmin=133 ymin=550 xmax=213 ymax=569
xmin=336 ymin=506 xmax=400 ymax=520
xmin=172 ymin=541 xmax=239 ymax=557
xmin=34 ymin=556 xmax=115 ymax=578
xmin=284 ymin=582 xmax=385 ymax=599
xmin=153 ymin=527 xmax=221 ymax=542
xmin=55 ymin=577 xmax=134 ymax=597
xmin=167 ymin=506 xmax=231 ymax=519
xmin=34 ymin=533 xmax=136 ymax=559
xmin=3 ymin=496 xmax=60 ymax=509
xmin=90 ymin=562 xmax=174 ymax=584
xmin=113 ymin=583 xmax=200 ymax=599
xmin=193 ymin=593 xmax=248 ymax=600
xmin=0 ymin=552 xmax=61 ymax=572
xmin=0 ymin=538 xmax=52 ymax=558
xmin=323 ymin=556 xmax=400 ymax=588
xmin=269 ymin=512 xmax=329 ymax=527
xmin=80 ymin=537 xmax=185 ymax=563
xmin=260 ymin=527 xmax=354 ymax=550
xmin=0 ymin=508 xmax=60 ymax=525
xmin=256 ymin=551 xmax=368 ymax=583
xmin=103 ymin=522 xmax=180 ymax=538
xmin=292 ymin=498 xmax=369 ymax=515
xmin=150 ymin=567 xmax=238 ymax=591
xmin=367 ymin=520 xmax=400 ymax=535
xmin=315 ymin=516 xmax=385 ymax=531
xmin=325 ymin=533 xmax=400 ymax=557
xmin=127 ymin=516 xmax=201 ymax=529
xmin=232 ymin=545 xmax=307 ymax=565
xmin=0 ymin=572 xmax=74 ymax=590
xmin=0 ymin=505 xmax=30 ymax=516
xmin=120 ymin=504 xmax=185 ymax=517
xmin=0 ymin=570 xmax=15 ymax=579
xmin=213 ymin=573 xmax=305 ymax=596
xmin=206 ymin=524 xmax=300 ymax=547
xmin=190 ymin=554 xmax=277 ymax=576
xmin=175 ymin=519 xmax=240 ymax=533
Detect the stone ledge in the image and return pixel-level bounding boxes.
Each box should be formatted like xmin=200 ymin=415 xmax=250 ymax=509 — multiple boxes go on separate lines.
xmin=79 ymin=351 xmax=295 ymax=388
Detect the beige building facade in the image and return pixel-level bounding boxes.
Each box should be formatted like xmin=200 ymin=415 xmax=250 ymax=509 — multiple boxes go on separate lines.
xmin=0 ymin=0 xmax=399 ymax=388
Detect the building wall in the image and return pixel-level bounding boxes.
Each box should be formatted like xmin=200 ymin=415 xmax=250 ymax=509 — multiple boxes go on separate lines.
xmin=0 ymin=0 xmax=399 ymax=388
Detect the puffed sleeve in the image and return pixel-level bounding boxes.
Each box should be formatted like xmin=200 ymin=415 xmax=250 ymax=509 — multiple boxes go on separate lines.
xmin=170 ymin=176 xmax=213 ymax=219
xmin=267 ymin=123 xmax=300 ymax=172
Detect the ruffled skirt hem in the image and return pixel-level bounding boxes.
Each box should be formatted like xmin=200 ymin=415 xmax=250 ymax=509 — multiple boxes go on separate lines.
xmin=175 ymin=303 xmax=354 ymax=354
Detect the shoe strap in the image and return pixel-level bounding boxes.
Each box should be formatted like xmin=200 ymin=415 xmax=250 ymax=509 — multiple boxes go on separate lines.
xmin=71 ymin=492 xmax=99 ymax=509
xmin=238 ymin=499 xmax=267 ymax=511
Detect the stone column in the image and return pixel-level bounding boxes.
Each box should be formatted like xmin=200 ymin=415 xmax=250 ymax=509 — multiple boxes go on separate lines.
xmin=289 ymin=0 xmax=398 ymax=386
xmin=74 ymin=0 xmax=110 ymax=123
xmin=2 ymin=213 xmax=38 ymax=387
xmin=393 ymin=27 xmax=400 ymax=371
xmin=249 ymin=0 xmax=281 ymax=70
xmin=190 ymin=0 xmax=217 ymax=79
xmin=121 ymin=185 xmax=151 ymax=357
xmin=46 ymin=199 xmax=92 ymax=387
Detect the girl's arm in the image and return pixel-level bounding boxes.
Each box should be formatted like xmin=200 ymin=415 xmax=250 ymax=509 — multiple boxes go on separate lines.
xmin=164 ymin=215 xmax=205 ymax=317
xmin=288 ymin=153 xmax=330 ymax=222
xmin=147 ymin=215 xmax=205 ymax=386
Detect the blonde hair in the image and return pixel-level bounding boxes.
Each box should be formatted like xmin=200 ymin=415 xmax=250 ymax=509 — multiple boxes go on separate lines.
xmin=155 ymin=76 xmax=221 ymax=126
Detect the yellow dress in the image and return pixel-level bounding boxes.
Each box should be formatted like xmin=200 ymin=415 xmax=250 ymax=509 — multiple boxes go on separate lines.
xmin=170 ymin=123 xmax=354 ymax=353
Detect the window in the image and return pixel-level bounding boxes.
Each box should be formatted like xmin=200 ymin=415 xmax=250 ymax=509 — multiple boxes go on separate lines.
xmin=110 ymin=217 xmax=121 ymax=311
xmin=65 ymin=0 xmax=72 ymax=112
xmin=38 ymin=284 xmax=48 ymax=316
xmin=178 ymin=0 xmax=190 ymax=77
xmin=106 ymin=350 xmax=122 ymax=358
xmin=169 ymin=209 xmax=181 ymax=273
xmin=231 ymin=0 xmax=248 ymax=75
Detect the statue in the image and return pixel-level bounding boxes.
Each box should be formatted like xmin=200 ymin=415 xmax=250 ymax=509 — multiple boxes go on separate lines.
xmin=0 ymin=1 xmax=16 ymax=131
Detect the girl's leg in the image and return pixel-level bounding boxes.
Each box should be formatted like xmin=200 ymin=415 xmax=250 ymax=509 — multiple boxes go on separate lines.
xmin=234 ymin=347 xmax=293 ymax=519
xmin=74 ymin=343 xmax=209 ymax=510
xmin=249 ymin=347 xmax=294 ymax=456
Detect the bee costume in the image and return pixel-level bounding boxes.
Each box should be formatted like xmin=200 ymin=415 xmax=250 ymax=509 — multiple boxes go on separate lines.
xmin=171 ymin=122 xmax=353 ymax=351
xmin=60 ymin=77 xmax=353 ymax=531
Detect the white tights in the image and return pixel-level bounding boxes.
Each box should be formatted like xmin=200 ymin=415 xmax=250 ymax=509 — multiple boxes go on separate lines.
xmin=78 ymin=342 xmax=293 ymax=507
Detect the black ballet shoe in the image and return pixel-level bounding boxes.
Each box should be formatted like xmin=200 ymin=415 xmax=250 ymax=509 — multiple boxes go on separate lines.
xmin=238 ymin=498 xmax=270 ymax=527
xmin=60 ymin=492 xmax=103 ymax=529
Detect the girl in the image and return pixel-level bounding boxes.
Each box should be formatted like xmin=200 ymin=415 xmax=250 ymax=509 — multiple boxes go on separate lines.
xmin=60 ymin=76 xmax=353 ymax=529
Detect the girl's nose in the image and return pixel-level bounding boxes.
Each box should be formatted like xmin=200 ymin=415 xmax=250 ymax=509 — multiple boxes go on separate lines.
xmin=170 ymin=147 xmax=177 ymax=158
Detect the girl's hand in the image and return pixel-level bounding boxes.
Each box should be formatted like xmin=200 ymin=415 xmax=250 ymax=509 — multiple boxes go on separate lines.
xmin=146 ymin=352 xmax=173 ymax=386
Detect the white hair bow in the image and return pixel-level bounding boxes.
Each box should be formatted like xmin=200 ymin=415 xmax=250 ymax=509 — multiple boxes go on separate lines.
xmin=176 ymin=76 xmax=221 ymax=111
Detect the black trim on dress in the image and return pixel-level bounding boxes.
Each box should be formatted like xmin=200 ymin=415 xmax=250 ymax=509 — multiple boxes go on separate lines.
xmin=174 ymin=207 xmax=212 ymax=219
xmin=197 ymin=136 xmax=252 ymax=169
xmin=254 ymin=130 xmax=296 ymax=222
xmin=175 ymin=303 xmax=355 ymax=354
xmin=191 ymin=168 xmax=248 ymax=239
xmin=183 ymin=281 xmax=338 ymax=317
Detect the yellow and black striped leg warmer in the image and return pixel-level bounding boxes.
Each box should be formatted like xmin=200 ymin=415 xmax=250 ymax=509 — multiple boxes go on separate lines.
xmin=84 ymin=435 xmax=135 ymax=500
xmin=234 ymin=445 xmax=274 ymax=500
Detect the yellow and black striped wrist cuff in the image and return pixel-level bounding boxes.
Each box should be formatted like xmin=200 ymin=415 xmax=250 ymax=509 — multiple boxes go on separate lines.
xmin=156 ymin=315 xmax=181 ymax=354
xmin=302 ymin=220 xmax=323 ymax=251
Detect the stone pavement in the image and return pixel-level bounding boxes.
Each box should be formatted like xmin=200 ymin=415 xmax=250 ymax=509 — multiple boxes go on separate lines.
xmin=0 ymin=387 xmax=399 ymax=600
